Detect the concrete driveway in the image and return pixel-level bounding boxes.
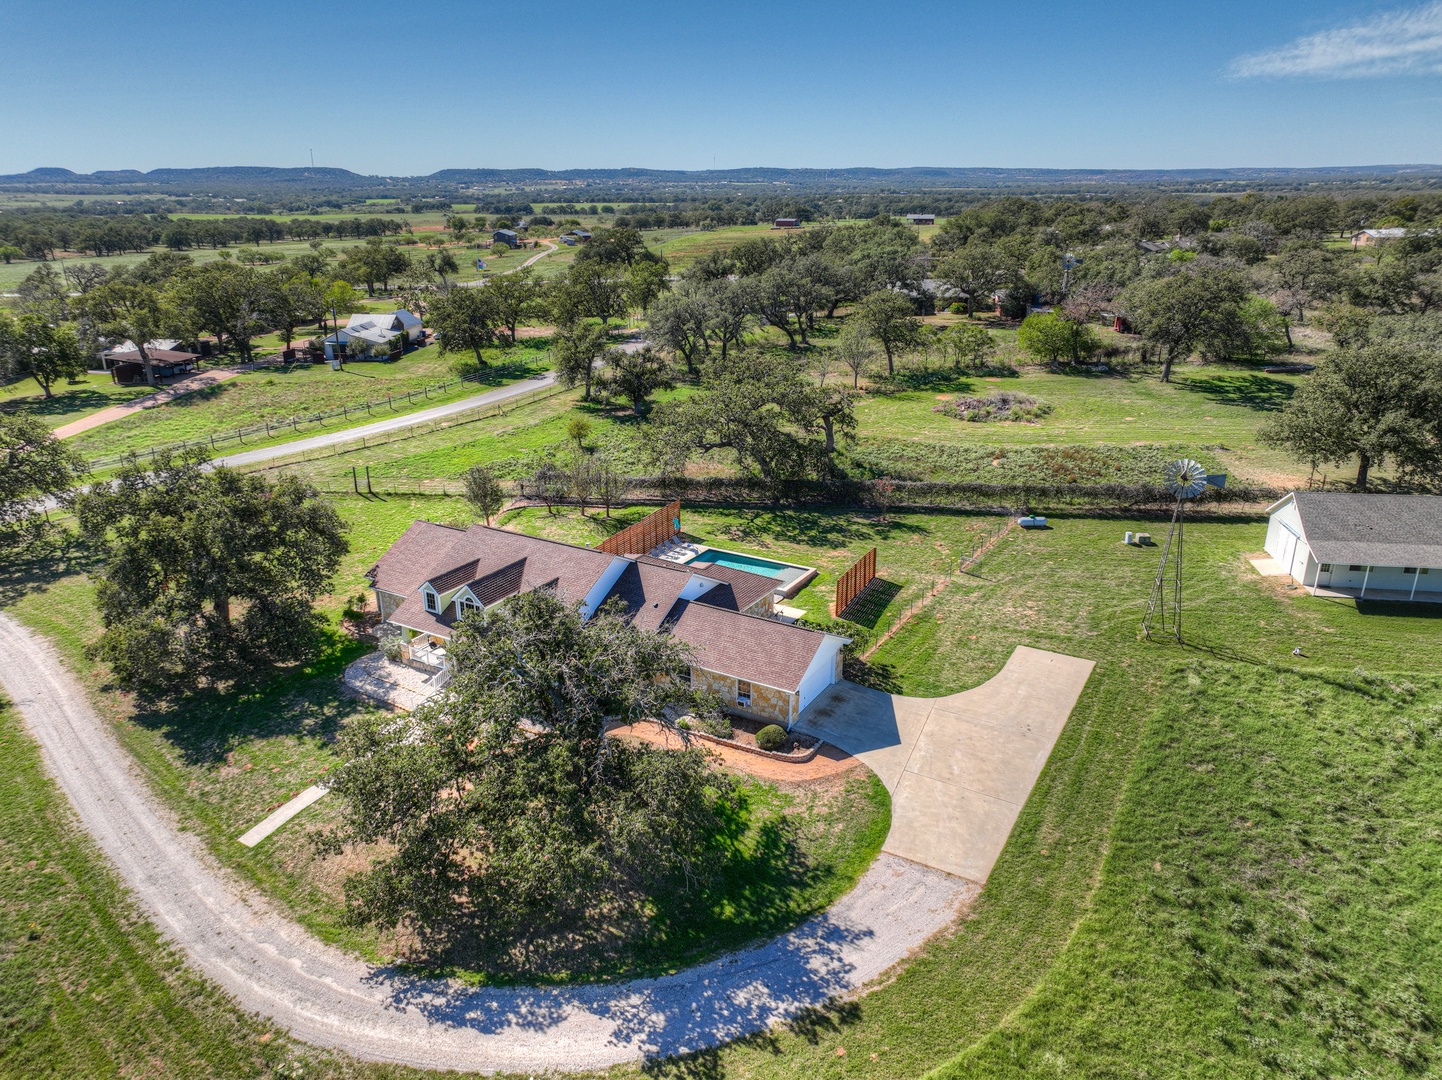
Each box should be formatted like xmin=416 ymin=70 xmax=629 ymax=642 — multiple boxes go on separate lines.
xmin=796 ymin=646 xmax=1095 ymax=883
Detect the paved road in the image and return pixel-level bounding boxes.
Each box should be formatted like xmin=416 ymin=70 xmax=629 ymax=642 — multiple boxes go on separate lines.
xmin=214 ymin=372 xmax=558 ymax=469
xmin=0 ymin=612 xmax=971 ymax=1072
xmin=797 ymin=646 xmax=1095 ymax=883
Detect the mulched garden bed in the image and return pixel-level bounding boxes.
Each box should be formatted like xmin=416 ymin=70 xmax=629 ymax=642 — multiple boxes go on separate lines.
xmin=715 ymin=714 xmax=818 ymax=757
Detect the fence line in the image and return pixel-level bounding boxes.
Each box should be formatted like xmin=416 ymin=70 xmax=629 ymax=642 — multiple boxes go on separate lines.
xmin=835 ymin=548 xmax=877 ymax=616
xmin=245 ymin=381 xmax=568 ymax=476
xmin=598 ymin=501 xmax=680 ymax=555
xmin=84 ymin=367 xmax=507 ymax=470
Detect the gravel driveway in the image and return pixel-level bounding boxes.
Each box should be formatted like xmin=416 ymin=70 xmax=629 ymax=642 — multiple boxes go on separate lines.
xmin=0 ymin=613 xmax=972 ymax=1073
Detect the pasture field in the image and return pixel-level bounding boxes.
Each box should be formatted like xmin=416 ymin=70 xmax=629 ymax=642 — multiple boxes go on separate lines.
xmin=0 ymin=371 xmax=152 ymax=428
xmin=6 ymin=499 xmax=1439 ymax=1077
xmin=64 ymin=343 xmax=552 ymax=463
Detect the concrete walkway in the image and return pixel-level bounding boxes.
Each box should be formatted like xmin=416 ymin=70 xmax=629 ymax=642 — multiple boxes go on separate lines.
xmin=0 ymin=612 xmax=971 ymax=1072
xmin=796 ymin=646 xmax=1095 ymax=883
xmin=53 ymin=369 xmax=238 ymax=439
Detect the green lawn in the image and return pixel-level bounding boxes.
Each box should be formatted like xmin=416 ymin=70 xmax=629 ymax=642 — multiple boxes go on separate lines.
xmin=0 ymin=503 xmax=888 ymax=989
xmin=4 ymin=498 xmax=1440 ymax=1076
xmin=0 ymin=371 xmax=152 ymax=428
xmin=850 ymin=363 xmax=1309 ymax=486
xmin=66 ymin=344 xmax=552 ymax=463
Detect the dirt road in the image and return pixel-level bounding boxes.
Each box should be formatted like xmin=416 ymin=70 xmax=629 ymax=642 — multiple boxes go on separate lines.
xmin=0 ymin=612 xmax=971 ymax=1072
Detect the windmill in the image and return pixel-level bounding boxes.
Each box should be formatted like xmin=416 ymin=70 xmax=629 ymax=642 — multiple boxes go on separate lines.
xmin=1142 ymin=459 xmax=1227 ymax=641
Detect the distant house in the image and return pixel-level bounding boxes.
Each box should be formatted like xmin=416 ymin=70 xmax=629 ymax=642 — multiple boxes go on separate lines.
xmin=492 ymin=228 xmax=520 ymax=248
xmin=567 ymin=228 xmax=592 ymax=242
xmin=906 ymin=213 xmax=936 ymax=226
xmin=773 ymin=218 xmax=801 ymax=229
xmin=367 ymin=523 xmax=849 ymax=725
xmin=1350 ymin=227 xmax=1409 ymax=247
xmin=323 ymin=310 xmax=424 ymax=360
xmin=1264 ymin=491 xmax=1442 ymax=602
xmin=1138 ymin=239 xmax=1172 ymax=254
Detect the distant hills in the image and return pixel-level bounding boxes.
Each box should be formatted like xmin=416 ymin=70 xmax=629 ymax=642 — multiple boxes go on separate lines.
xmin=5 ymin=163 xmax=1442 ymax=200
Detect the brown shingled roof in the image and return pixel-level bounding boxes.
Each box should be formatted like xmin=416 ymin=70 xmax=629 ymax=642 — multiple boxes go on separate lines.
xmin=367 ymin=521 xmax=470 ymax=596
xmin=663 ymin=600 xmax=827 ymax=693
xmin=603 ymin=559 xmax=694 ymax=633
xmin=636 ymin=555 xmax=777 ymax=612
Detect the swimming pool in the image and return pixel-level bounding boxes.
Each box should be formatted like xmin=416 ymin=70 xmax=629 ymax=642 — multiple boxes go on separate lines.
xmin=689 ymin=549 xmax=794 ymax=578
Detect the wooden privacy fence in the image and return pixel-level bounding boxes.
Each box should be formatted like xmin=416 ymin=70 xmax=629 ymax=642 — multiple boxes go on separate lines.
xmin=836 ymin=547 xmax=877 ymax=615
xmin=598 ymin=501 xmax=680 ymax=555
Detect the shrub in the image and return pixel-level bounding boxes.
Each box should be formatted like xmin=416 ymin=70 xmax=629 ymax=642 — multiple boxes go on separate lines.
xmin=755 ymin=724 xmax=787 ymax=751
xmin=382 ymin=639 xmax=403 ymax=662
xmin=933 ymin=390 xmax=1054 ymax=423
xmin=948 ymin=302 xmax=967 ymax=315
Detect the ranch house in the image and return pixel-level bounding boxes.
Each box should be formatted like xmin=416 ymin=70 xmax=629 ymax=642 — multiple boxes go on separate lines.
xmin=1264 ymin=491 xmax=1442 ymax=602
xmin=323 ymin=310 xmax=423 ymax=360
xmin=366 ymin=523 xmax=849 ymax=726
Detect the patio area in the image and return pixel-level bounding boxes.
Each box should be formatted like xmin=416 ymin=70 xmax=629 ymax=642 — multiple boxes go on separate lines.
xmin=344 ymin=650 xmax=443 ymax=712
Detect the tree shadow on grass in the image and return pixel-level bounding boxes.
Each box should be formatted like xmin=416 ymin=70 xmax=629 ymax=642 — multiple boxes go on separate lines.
xmin=1176 ymin=373 xmax=1295 ymax=412
xmin=838 ymin=578 xmax=902 ymax=629
xmin=0 ymin=529 xmax=101 ymax=610
xmin=640 ymin=1000 xmax=863 ymax=1079
xmin=0 ymin=388 xmax=136 ymax=420
xmin=124 ymin=632 xmax=371 ymax=769
xmin=707 ymin=508 xmax=928 ymax=552
xmin=391 ymin=785 xmax=823 ymax=987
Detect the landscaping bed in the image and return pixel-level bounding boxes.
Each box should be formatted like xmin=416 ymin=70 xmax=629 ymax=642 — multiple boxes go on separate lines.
xmin=703 ymin=712 xmax=820 ymax=760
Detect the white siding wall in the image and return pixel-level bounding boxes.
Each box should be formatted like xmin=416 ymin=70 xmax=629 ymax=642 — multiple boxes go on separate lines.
xmin=1265 ymin=500 xmax=1308 ymax=576
xmin=795 ymin=635 xmax=848 ymax=720
xmin=579 ymin=556 xmax=632 ymax=619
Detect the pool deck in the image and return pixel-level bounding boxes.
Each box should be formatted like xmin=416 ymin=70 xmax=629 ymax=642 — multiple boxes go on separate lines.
xmin=646 ymin=540 xmax=818 ymax=599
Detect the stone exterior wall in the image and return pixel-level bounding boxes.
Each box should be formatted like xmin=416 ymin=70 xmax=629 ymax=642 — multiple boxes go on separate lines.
xmin=689 ymin=666 xmax=797 ymax=725
xmin=375 ymin=589 xmax=406 ymax=621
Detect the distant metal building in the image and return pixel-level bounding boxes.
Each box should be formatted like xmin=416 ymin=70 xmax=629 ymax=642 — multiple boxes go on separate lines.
xmin=906 ymin=213 xmax=935 ymax=225
xmin=773 ymin=218 xmax=800 ymax=229
xmin=492 ymin=228 xmax=520 ymax=248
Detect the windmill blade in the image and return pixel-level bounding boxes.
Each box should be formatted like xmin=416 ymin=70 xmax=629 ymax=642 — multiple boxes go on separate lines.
xmin=1163 ymin=459 xmax=1208 ymax=499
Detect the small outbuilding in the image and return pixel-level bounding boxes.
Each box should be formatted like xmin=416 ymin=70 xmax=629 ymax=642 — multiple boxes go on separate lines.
xmin=1350 ymin=228 xmax=1408 ymax=247
xmin=106 ymin=348 xmax=201 ymax=385
xmin=906 ymin=213 xmax=936 ymax=225
xmin=1264 ymin=491 xmax=1442 ymax=602
xmin=773 ymin=218 xmax=800 ymax=229
xmin=492 ymin=228 xmax=520 ymax=248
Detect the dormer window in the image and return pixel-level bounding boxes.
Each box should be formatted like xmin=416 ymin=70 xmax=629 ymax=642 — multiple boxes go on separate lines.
xmin=458 ymin=597 xmax=479 ymax=616
xmin=424 ymin=589 xmax=439 ymax=614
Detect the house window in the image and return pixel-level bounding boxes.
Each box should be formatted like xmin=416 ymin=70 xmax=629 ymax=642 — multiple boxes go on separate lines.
xmin=1319 ymin=563 xmax=1331 ymax=573
xmin=736 ymin=680 xmax=752 ymax=707
xmin=678 ymin=667 xmax=692 ymax=687
xmin=458 ymin=597 xmax=479 ymax=615
xmin=1403 ymin=567 xmax=1418 ymax=575
xmin=424 ymin=590 xmax=439 ymax=613
xmin=1349 ymin=565 xmax=1364 ymax=573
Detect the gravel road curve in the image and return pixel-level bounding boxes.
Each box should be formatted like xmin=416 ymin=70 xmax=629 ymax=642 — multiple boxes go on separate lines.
xmin=0 ymin=613 xmax=972 ymax=1073
xmin=213 ymin=372 xmax=558 ymax=470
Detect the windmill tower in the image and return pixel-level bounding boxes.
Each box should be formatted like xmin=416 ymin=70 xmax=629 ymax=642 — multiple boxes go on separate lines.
xmin=1142 ymin=459 xmax=1226 ymax=641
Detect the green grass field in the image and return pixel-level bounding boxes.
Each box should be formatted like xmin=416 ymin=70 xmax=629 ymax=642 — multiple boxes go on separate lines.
xmin=64 ymin=344 xmax=551 ymax=463
xmin=5 ymin=497 xmax=1440 ymax=1076
xmin=0 ymin=371 xmax=152 ymax=428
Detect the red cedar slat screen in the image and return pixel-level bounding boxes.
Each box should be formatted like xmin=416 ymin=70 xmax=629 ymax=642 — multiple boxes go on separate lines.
xmin=598 ymin=501 xmax=681 ymax=556
xmin=835 ymin=547 xmax=877 ymax=615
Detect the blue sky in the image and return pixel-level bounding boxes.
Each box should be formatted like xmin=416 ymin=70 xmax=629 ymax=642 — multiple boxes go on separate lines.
xmin=4 ymin=0 xmax=1442 ymax=174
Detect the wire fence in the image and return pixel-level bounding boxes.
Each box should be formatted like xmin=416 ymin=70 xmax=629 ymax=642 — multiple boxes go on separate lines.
xmin=85 ymin=368 xmax=501 ymax=471
xmin=245 ymin=380 xmax=568 ymax=479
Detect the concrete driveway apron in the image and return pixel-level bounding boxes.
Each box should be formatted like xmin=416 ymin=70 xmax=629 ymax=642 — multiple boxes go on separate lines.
xmin=796 ymin=646 xmax=1095 ymax=883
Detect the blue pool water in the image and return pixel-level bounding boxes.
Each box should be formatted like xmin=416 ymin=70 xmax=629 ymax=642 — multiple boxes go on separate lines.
xmin=690 ymin=549 xmax=794 ymax=578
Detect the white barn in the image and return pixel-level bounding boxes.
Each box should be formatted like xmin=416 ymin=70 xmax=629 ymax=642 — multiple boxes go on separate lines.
xmin=1264 ymin=491 xmax=1442 ymax=602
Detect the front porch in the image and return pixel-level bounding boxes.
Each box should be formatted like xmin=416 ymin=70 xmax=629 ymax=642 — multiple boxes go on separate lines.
xmin=1310 ymin=585 xmax=1442 ymax=604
